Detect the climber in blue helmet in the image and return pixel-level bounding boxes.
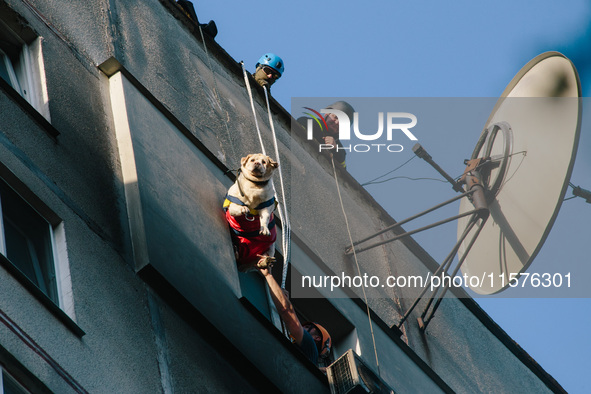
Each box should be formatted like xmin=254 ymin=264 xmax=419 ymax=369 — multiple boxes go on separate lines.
xmin=253 ymin=53 xmax=284 ymax=89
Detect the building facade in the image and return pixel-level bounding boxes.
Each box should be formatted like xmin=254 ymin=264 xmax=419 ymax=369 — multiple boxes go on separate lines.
xmin=0 ymin=0 xmax=564 ymax=393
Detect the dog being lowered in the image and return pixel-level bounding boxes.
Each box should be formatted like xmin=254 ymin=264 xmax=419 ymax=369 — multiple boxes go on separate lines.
xmin=223 ymin=153 xmax=278 ymax=271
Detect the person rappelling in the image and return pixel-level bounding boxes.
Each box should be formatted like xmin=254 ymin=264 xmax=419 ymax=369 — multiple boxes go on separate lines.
xmin=253 ymin=53 xmax=284 ymax=90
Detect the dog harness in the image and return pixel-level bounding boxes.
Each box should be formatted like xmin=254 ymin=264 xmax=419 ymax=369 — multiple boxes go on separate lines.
xmin=224 ymin=195 xmax=277 ymax=266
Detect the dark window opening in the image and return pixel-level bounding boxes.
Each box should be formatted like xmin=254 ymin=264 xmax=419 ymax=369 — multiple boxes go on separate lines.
xmin=0 ymin=19 xmax=28 ymax=99
xmin=280 ymin=264 xmax=358 ymax=368
xmin=0 ymin=181 xmax=58 ymax=304
xmin=240 ymin=250 xmax=285 ymax=320
xmin=2 ymin=369 xmax=30 ymax=394
xmin=0 ymin=11 xmax=50 ymax=122
xmin=239 ymin=271 xmax=271 ymax=319
xmin=239 ymin=246 xmax=358 ymax=369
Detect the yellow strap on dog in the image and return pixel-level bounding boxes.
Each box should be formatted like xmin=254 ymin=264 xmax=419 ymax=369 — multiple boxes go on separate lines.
xmin=223 ymin=196 xmax=277 ymax=216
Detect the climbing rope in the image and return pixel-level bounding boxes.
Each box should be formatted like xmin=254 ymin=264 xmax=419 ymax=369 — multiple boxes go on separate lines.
xmin=240 ymin=63 xmax=291 ymax=289
xmin=240 ymin=63 xmax=294 ymax=341
xmin=330 ymin=156 xmax=381 ymax=377
xmin=263 ymin=86 xmax=291 ymax=288
xmin=240 ymin=62 xmax=267 ymax=156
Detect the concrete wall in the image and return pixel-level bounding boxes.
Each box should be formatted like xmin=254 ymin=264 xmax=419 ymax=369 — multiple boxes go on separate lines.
xmin=0 ymin=0 xmax=562 ymax=393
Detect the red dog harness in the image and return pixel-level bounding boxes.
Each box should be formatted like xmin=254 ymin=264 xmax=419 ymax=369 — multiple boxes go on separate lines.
xmin=223 ymin=195 xmax=277 ymax=267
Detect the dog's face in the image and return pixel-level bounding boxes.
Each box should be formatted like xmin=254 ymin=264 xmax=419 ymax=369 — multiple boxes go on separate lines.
xmin=240 ymin=153 xmax=278 ymax=181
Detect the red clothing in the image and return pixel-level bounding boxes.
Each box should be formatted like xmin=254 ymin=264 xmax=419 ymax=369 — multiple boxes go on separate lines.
xmin=225 ymin=209 xmax=276 ymax=267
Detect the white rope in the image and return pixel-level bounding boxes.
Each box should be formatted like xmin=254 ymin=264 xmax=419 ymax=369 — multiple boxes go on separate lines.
xmin=263 ymin=86 xmax=291 ymax=288
xmin=240 ymin=62 xmax=267 ymax=156
xmin=240 ymin=64 xmax=292 ymax=289
xmin=330 ymin=156 xmax=381 ymax=376
xmin=240 ymin=63 xmax=293 ymax=341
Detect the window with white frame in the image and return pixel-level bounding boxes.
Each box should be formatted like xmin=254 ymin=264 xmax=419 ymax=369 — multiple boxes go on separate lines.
xmin=0 ymin=181 xmax=72 ymax=314
xmin=0 ymin=15 xmax=50 ymax=121
xmin=0 ymin=367 xmax=29 ymax=394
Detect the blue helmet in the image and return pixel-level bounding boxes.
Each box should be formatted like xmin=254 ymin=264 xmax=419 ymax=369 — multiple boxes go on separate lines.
xmin=256 ymin=53 xmax=284 ymax=76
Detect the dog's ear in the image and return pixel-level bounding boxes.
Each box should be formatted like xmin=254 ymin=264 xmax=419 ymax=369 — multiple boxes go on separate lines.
xmin=240 ymin=154 xmax=252 ymax=167
xmin=268 ymin=156 xmax=279 ymax=169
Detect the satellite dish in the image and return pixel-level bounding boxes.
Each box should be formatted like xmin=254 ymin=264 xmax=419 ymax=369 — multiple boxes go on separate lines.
xmin=458 ymin=52 xmax=582 ymax=294
xmin=346 ymin=52 xmax=582 ymax=330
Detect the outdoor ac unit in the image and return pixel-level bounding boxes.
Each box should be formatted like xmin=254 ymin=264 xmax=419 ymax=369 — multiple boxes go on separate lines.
xmin=326 ymin=349 xmax=396 ymax=394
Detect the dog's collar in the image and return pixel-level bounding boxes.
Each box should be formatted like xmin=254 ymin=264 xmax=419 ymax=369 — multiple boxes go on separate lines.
xmin=236 ymin=169 xmax=270 ymax=197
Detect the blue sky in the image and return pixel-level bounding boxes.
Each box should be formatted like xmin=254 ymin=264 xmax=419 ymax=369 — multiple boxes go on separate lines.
xmin=198 ymin=1 xmax=590 ymax=392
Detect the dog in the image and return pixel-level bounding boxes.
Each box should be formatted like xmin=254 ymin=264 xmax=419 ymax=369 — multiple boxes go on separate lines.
xmin=223 ymin=153 xmax=278 ymax=271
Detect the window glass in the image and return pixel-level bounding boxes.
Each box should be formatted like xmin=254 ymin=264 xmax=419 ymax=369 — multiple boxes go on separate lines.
xmin=0 ymin=17 xmax=49 ymax=120
xmin=0 ymin=51 xmax=19 ymax=91
xmin=1 ymin=370 xmax=29 ymax=394
xmin=0 ymin=182 xmax=58 ymax=304
xmin=239 ymin=271 xmax=271 ymax=319
xmin=0 ymin=26 xmax=25 ymax=97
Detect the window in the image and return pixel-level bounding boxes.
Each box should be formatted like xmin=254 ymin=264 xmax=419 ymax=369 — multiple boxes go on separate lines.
xmin=0 ymin=368 xmax=29 ymax=394
xmin=239 ymin=252 xmax=286 ymax=330
xmin=0 ymin=47 xmax=21 ymax=93
xmin=0 ymin=179 xmax=74 ymax=318
xmin=275 ymin=262 xmax=359 ymax=368
xmin=239 ymin=243 xmax=360 ymax=368
xmin=289 ymin=290 xmax=358 ymax=367
xmin=239 ymin=270 xmax=273 ymax=320
xmin=0 ymin=15 xmax=50 ymax=120
xmin=0 ymin=182 xmax=57 ymax=303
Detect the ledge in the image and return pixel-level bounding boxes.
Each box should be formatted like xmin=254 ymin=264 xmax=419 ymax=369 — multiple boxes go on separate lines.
xmin=0 ymin=253 xmax=84 ymax=337
xmin=98 ymin=57 xmax=232 ymax=181
xmin=0 ymin=77 xmax=59 ymax=139
xmin=137 ymin=264 xmax=282 ymax=392
xmin=239 ymin=296 xmax=330 ymax=386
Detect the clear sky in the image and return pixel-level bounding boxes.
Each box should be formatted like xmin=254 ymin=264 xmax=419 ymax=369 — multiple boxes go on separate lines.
xmin=198 ymin=1 xmax=590 ymax=392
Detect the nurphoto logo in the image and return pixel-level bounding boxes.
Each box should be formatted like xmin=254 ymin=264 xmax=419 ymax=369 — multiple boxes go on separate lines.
xmin=303 ymin=106 xmax=419 ymax=153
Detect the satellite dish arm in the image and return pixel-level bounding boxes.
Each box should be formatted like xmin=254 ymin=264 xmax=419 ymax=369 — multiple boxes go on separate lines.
xmin=395 ymin=212 xmax=486 ymax=330
xmin=345 ymin=189 xmax=474 ymax=254
xmin=572 ymin=184 xmax=591 ymax=203
xmin=413 ymin=143 xmax=465 ymax=193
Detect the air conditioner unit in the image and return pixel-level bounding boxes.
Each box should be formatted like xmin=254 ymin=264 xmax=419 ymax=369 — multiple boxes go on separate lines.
xmin=326 ymin=349 xmax=396 ymax=394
